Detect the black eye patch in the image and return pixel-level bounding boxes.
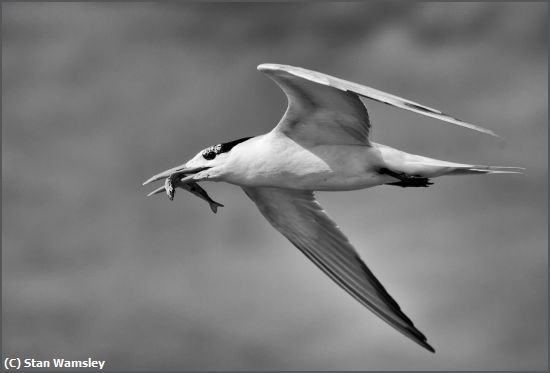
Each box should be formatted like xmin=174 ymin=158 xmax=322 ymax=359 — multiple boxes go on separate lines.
xmin=202 ymin=151 xmax=217 ymax=160
xmin=201 ymin=136 xmax=253 ymax=160
xmin=202 ymin=145 xmax=221 ymax=160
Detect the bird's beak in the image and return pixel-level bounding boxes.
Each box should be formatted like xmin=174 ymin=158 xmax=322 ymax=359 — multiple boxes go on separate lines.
xmin=146 ymin=185 xmax=166 ymax=197
xmin=142 ymin=165 xmax=209 ymax=186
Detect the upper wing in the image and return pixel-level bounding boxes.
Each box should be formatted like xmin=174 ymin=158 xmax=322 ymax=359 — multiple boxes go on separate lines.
xmin=258 ymin=63 xmax=499 ymax=142
xmin=259 ymin=64 xmax=372 ymax=145
xmin=243 ymin=186 xmax=435 ymax=352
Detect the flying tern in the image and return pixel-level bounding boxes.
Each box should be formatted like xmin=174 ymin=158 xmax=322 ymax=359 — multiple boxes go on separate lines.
xmin=143 ymin=63 xmax=522 ymax=353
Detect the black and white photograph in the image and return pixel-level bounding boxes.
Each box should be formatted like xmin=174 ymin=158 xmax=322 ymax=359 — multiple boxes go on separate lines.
xmin=2 ymin=2 xmax=547 ymax=371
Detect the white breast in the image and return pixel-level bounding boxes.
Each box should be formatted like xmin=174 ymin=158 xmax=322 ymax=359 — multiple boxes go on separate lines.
xmin=222 ymin=133 xmax=388 ymax=190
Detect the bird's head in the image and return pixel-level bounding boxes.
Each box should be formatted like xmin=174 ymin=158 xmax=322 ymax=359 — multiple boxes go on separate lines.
xmin=142 ymin=136 xmax=253 ymax=186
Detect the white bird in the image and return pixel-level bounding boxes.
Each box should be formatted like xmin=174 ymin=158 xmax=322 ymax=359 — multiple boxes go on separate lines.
xmin=143 ymin=63 xmax=522 ymax=353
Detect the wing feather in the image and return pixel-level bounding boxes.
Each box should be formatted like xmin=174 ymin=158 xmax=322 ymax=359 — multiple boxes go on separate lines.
xmin=259 ymin=64 xmax=371 ymax=145
xmin=259 ymin=63 xmax=499 ymax=139
xmin=243 ymin=186 xmax=435 ymax=352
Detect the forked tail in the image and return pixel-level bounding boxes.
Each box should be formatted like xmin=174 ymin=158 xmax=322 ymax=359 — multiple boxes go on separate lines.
xmin=376 ymin=143 xmax=524 ymax=179
xmin=382 ymin=159 xmax=525 ymax=182
xmin=444 ymin=165 xmax=525 ymax=176
xmin=382 ymin=163 xmax=524 ymax=188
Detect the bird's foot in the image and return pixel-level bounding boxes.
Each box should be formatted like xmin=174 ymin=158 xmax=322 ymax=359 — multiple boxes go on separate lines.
xmin=378 ymin=167 xmax=434 ymax=188
xmin=386 ymin=178 xmax=433 ymax=188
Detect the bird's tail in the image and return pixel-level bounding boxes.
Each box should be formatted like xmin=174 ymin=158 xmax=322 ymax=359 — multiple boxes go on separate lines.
xmin=407 ymin=162 xmax=525 ymax=178
xmin=377 ymin=144 xmax=524 ymax=178
xmin=444 ymin=165 xmax=525 ymax=175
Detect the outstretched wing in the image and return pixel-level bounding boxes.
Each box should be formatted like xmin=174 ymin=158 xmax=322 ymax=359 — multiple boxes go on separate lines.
xmin=243 ymin=186 xmax=435 ymax=353
xmin=258 ymin=63 xmax=499 ymax=144
xmin=259 ymin=64 xmax=372 ymax=145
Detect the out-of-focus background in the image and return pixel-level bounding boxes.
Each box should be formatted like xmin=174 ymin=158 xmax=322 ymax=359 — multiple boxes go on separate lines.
xmin=2 ymin=2 xmax=547 ymax=370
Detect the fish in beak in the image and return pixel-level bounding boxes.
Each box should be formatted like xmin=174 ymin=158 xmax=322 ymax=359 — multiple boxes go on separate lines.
xmin=142 ymin=165 xmax=209 ymax=186
xmin=143 ymin=165 xmax=223 ymax=213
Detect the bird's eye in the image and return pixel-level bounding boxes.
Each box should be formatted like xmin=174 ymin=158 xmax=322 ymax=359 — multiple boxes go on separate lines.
xmin=202 ymin=144 xmax=222 ymax=160
xmin=202 ymin=150 xmax=216 ymax=160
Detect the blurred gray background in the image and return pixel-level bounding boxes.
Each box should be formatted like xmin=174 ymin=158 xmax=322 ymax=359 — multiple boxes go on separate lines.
xmin=2 ymin=2 xmax=547 ymax=371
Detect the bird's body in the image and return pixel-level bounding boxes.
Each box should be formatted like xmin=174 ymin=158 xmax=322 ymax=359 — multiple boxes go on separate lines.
xmin=143 ymin=63 xmax=522 ymax=353
xmin=192 ymin=131 xmax=508 ymax=191
xmin=212 ymin=133 xmax=384 ymax=190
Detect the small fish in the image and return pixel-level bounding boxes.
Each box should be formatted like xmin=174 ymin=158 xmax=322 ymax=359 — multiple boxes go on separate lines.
xmin=184 ymin=182 xmax=225 ymax=213
xmin=164 ymin=176 xmax=176 ymax=201
xmin=147 ymin=176 xmax=224 ymax=213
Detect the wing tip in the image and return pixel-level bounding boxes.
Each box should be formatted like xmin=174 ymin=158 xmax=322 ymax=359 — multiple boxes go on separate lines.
xmin=405 ymin=325 xmax=436 ymax=353
xmin=423 ymin=341 xmax=436 ymax=353
xmin=258 ymin=63 xmax=284 ymax=72
xmin=468 ymin=123 xmax=501 ymax=138
xmin=406 ymin=325 xmax=435 ymax=353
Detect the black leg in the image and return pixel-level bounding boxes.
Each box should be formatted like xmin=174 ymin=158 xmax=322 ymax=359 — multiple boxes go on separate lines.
xmin=378 ymin=167 xmax=434 ymax=188
xmin=385 ymin=179 xmax=433 ymax=188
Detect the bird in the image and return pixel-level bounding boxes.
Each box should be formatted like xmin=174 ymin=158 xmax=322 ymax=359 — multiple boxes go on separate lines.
xmin=143 ymin=63 xmax=522 ymax=353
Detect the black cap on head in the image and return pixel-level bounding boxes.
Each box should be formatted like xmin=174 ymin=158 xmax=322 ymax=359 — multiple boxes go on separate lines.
xmin=202 ymin=136 xmax=253 ymax=160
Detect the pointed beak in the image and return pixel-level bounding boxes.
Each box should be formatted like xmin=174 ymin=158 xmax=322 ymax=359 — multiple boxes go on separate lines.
xmin=142 ymin=165 xmax=209 ymax=186
xmin=146 ymin=185 xmax=166 ymax=197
